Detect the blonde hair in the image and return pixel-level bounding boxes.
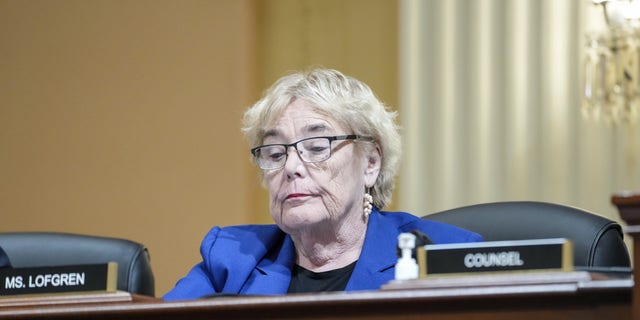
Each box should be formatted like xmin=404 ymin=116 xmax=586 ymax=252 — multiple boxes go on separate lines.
xmin=242 ymin=68 xmax=401 ymax=209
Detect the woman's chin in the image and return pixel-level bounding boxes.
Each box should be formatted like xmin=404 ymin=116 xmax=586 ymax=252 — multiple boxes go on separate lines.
xmin=277 ymin=211 xmax=323 ymax=231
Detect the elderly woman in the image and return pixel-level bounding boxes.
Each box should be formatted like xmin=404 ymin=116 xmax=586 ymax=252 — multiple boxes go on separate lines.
xmin=163 ymin=69 xmax=482 ymax=300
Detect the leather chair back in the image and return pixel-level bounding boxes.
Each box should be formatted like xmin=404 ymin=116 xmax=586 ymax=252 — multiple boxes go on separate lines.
xmin=0 ymin=232 xmax=155 ymax=296
xmin=424 ymin=201 xmax=631 ymax=268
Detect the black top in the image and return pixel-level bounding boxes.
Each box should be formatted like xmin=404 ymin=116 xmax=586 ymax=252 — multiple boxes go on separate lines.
xmin=0 ymin=246 xmax=11 ymax=268
xmin=287 ymin=261 xmax=357 ymax=293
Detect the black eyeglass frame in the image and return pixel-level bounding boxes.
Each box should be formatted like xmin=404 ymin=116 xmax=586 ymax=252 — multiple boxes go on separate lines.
xmin=250 ymin=135 xmax=369 ymax=170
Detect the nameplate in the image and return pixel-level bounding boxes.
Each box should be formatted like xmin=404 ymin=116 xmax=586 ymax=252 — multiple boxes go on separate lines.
xmin=417 ymin=238 xmax=573 ymax=277
xmin=0 ymin=262 xmax=118 ymax=296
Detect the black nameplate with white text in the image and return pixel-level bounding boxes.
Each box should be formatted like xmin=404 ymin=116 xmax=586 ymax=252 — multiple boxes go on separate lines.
xmin=417 ymin=238 xmax=573 ymax=277
xmin=0 ymin=262 xmax=117 ymax=296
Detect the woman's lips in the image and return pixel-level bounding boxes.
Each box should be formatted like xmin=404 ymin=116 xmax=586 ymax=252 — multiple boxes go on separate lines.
xmin=285 ymin=193 xmax=309 ymax=200
xmin=284 ymin=193 xmax=314 ymax=206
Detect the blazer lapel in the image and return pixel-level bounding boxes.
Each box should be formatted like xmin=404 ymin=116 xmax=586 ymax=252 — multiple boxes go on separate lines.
xmin=241 ymin=235 xmax=296 ymax=295
xmin=345 ymin=209 xmax=399 ymax=291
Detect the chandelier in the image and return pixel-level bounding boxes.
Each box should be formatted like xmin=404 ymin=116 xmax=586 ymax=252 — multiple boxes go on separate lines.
xmin=583 ymin=0 xmax=640 ymax=123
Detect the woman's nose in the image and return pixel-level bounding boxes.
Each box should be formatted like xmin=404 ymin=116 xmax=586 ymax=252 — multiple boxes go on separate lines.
xmin=283 ymin=146 xmax=305 ymax=177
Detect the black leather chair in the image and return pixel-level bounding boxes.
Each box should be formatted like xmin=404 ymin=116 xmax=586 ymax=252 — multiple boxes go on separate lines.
xmin=0 ymin=232 xmax=155 ymax=296
xmin=423 ymin=201 xmax=631 ymax=268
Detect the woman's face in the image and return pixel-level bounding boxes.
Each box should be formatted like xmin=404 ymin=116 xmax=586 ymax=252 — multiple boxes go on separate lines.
xmin=262 ymin=99 xmax=377 ymax=235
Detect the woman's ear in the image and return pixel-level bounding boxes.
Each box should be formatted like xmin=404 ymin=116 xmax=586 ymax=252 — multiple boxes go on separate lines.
xmin=364 ymin=145 xmax=382 ymax=188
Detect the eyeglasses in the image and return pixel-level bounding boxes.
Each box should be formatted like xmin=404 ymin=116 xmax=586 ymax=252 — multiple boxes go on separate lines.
xmin=250 ymin=135 xmax=367 ymax=170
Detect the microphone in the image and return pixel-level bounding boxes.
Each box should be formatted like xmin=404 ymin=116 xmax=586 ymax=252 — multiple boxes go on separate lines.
xmin=410 ymin=229 xmax=434 ymax=247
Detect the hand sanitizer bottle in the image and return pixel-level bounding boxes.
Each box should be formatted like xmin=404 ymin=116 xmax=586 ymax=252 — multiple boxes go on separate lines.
xmin=395 ymin=233 xmax=419 ymax=280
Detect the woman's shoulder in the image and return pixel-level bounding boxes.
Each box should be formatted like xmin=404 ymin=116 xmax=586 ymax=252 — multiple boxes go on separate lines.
xmin=201 ymin=224 xmax=285 ymax=249
xmin=377 ymin=210 xmax=483 ymax=243
xmin=198 ymin=224 xmax=290 ymax=274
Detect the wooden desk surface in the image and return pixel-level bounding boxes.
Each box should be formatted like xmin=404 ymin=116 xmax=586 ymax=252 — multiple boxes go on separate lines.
xmin=0 ymin=272 xmax=632 ymax=320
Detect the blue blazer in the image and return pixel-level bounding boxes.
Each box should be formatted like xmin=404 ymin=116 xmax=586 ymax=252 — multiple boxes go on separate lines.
xmin=163 ymin=208 xmax=482 ymax=300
